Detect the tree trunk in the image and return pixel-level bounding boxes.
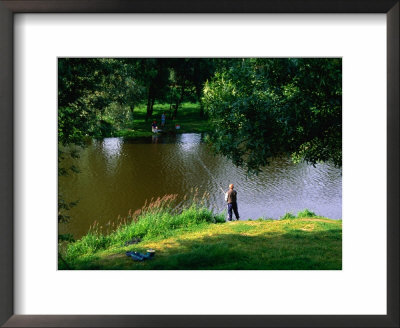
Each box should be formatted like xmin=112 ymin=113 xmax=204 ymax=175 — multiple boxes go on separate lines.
xmin=151 ymin=98 xmax=155 ymax=115
xmin=146 ymin=84 xmax=154 ymax=121
xmin=146 ymin=95 xmax=151 ymax=122
xmin=129 ymin=105 xmax=134 ymax=119
xmin=146 ymin=96 xmax=156 ymax=121
xmin=168 ymin=90 xmax=174 ymax=119
xmin=174 ymin=99 xmax=179 ymax=118
xmin=174 ymin=83 xmax=185 ymax=118
xmin=199 ymin=101 xmax=205 ymax=118
xmin=195 ymin=84 xmax=204 ymax=118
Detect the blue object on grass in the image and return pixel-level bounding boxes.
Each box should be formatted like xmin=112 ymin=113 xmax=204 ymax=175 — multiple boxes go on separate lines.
xmin=126 ymin=251 xmax=144 ymax=261
xmin=139 ymin=252 xmax=151 ymax=259
xmin=126 ymin=251 xmax=154 ymax=261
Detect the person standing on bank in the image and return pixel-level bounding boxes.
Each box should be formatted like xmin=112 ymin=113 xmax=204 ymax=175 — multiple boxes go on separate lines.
xmin=225 ymin=184 xmax=240 ymax=221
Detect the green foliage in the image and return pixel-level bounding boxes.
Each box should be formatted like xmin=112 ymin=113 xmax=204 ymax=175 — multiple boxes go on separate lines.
xmin=280 ymin=212 xmax=296 ymax=220
xmin=214 ymin=213 xmax=226 ymax=223
xmin=58 ymin=144 xmax=81 ymax=224
xmin=297 ymin=209 xmax=317 ymax=218
xmin=279 ymin=209 xmax=318 ymax=220
xmin=58 ymin=106 xmax=87 ymax=146
xmin=58 ymin=58 xmax=144 ymax=144
xmin=58 ymin=233 xmax=75 ymax=243
xmin=279 ymin=209 xmax=319 ymax=220
xmin=95 ymin=120 xmax=115 ymax=138
xmin=58 ymin=58 xmax=218 ymax=142
xmin=203 ymin=58 xmax=342 ymax=173
xmin=169 ymin=58 xmax=217 ymax=117
xmin=58 ymin=196 xmax=79 ymax=224
xmin=102 ymin=103 xmax=131 ymax=129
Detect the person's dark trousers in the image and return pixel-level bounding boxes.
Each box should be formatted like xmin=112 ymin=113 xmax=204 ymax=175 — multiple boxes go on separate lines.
xmin=227 ymin=202 xmax=240 ymax=221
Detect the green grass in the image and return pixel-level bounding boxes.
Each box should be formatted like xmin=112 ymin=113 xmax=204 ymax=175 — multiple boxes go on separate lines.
xmin=59 ymin=204 xmax=342 ymax=270
xmin=113 ymin=102 xmax=211 ymax=138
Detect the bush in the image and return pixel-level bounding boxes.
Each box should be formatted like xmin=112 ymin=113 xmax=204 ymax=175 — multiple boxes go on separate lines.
xmin=280 ymin=212 xmax=296 ymax=220
xmin=214 ymin=213 xmax=226 ymax=223
xmin=297 ymin=209 xmax=317 ymax=218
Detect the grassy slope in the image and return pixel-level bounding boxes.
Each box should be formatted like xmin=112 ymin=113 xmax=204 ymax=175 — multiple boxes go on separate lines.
xmin=62 ymin=217 xmax=342 ymax=270
xmin=115 ymin=102 xmax=211 ymax=138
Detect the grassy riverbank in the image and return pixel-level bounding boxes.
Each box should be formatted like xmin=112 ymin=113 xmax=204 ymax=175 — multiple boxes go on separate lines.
xmin=59 ymin=198 xmax=342 ymax=270
xmin=114 ymin=102 xmax=211 ymax=138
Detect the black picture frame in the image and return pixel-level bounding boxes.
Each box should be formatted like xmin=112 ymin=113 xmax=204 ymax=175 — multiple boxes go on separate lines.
xmin=0 ymin=1 xmax=398 ymax=327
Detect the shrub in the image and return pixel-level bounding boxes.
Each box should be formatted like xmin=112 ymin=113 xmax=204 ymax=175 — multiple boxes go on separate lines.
xmin=297 ymin=209 xmax=317 ymax=218
xmin=280 ymin=212 xmax=296 ymax=220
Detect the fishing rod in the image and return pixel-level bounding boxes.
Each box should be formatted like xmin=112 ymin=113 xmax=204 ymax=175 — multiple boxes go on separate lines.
xmin=170 ymin=156 xmax=225 ymax=214
xmin=196 ymin=156 xmax=226 ymax=194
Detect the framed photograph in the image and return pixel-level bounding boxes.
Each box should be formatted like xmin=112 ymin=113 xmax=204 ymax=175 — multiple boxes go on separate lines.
xmin=1 ymin=1 xmax=398 ymax=327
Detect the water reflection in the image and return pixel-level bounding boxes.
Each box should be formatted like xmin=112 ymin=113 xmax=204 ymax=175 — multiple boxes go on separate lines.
xmin=102 ymin=138 xmax=122 ymax=158
xmin=151 ymin=134 xmax=159 ymax=144
xmin=101 ymin=138 xmax=122 ymax=173
xmin=177 ymin=133 xmax=202 ymax=153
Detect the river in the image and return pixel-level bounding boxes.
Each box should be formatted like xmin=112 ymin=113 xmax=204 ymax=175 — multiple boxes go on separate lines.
xmin=59 ymin=133 xmax=342 ymax=239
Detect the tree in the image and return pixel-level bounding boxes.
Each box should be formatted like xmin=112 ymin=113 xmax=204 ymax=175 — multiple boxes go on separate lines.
xmin=59 ymin=58 xmax=119 ymax=141
xmin=203 ymin=58 xmax=342 ymax=174
xmin=188 ymin=58 xmax=216 ymax=117
xmin=169 ymin=58 xmax=192 ymax=118
xmin=58 ymin=58 xmax=127 ymax=234
xmin=137 ymin=59 xmax=170 ymax=121
xmin=101 ymin=59 xmax=146 ymax=126
xmin=167 ymin=58 xmax=217 ymax=118
xmin=58 ymin=58 xmax=104 ymax=232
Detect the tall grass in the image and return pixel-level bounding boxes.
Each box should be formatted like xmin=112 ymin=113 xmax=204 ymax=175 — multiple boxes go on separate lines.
xmin=279 ymin=209 xmax=317 ymax=220
xmin=64 ymin=193 xmax=225 ymax=263
xmin=62 ymin=199 xmax=331 ymax=268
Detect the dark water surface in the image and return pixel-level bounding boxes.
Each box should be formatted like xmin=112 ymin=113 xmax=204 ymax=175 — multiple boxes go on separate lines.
xmin=59 ymin=133 xmax=342 ymax=238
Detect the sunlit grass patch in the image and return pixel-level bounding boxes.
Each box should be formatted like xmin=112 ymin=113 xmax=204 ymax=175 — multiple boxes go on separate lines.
xmin=112 ymin=102 xmax=211 ymax=138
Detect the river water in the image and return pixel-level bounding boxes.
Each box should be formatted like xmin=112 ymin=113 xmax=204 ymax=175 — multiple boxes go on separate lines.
xmin=59 ymin=133 xmax=342 ymax=238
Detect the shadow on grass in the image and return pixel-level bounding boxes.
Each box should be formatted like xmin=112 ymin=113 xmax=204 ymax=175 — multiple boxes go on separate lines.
xmin=66 ymin=227 xmax=342 ymax=270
